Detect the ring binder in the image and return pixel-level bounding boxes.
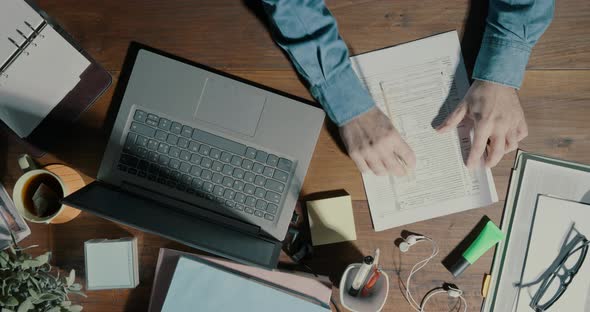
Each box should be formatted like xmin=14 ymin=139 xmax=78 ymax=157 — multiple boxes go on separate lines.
xmin=0 ymin=0 xmax=112 ymax=156
xmin=0 ymin=20 xmax=47 ymax=76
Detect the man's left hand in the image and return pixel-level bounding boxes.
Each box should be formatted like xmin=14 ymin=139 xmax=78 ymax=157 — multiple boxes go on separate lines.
xmin=437 ymin=80 xmax=528 ymax=169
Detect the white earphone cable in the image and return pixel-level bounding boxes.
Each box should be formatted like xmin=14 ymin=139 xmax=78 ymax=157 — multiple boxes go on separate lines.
xmin=405 ymin=237 xmax=439 ymax=311
xmin=403 ymin=236 xmax=467 ymax=312
xmin=421 ymin=289 xmax=447 ymax=309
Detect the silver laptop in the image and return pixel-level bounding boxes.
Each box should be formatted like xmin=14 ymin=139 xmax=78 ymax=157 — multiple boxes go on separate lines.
xmin=64 ymin=47 xmax=324 ymax=268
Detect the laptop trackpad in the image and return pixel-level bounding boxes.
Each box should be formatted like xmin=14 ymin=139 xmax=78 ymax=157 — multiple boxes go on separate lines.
xmin=195 ymin=77 xmax=266 ymax=137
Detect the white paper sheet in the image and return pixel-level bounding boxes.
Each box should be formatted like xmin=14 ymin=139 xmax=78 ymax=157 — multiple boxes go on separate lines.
xmin=484 ymin=153 xmax=590 ymax=312
xmin=514 ymin=195 xmax=590 ymax=312
xmin=0 ymin=0 xmax=45 ymax=65
xmin=350 ymin=31 xmax=497 ymax=231
xmin=0 ymin=24 xmax=90 ymax=137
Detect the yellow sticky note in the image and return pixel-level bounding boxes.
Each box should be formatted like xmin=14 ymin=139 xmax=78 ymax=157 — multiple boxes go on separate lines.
xmin=307 ymin=195 xmax=357 ymax=246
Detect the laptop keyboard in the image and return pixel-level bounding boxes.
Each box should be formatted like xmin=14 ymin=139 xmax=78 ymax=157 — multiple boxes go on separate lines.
xmin=115 ymin=109 xmax=294 ymax=222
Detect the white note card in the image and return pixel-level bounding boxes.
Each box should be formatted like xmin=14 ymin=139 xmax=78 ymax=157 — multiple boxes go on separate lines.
xmin=351 ymin=31 xmax=497 ymax=231
xmin=0 ymin=24 xmax=90 ymax=137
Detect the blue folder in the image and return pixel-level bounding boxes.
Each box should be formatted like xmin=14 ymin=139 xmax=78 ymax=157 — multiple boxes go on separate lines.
xmin=161 ymin=256 xmax=330 ymax=312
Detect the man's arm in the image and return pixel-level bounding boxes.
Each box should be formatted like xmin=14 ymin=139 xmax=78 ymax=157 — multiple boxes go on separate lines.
xmin=261 ymin=0 xmax=415 ymax=175
xmin=473 ymin=0 xmax=555 ymax=88
xmin=261 ymin=0 xmax=373 ymax=126
xmin=438 ymin=0 xmax=554 ymax=168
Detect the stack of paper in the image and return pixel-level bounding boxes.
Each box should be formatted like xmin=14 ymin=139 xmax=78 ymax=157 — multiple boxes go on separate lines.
xmin=0 ymin=182 xmax=30 ymax=249
xmin=148 ymin=248 xmax=333 ymax=312
xmin=483 ymin=151 xmax=590 ymax=311
xmin=307 ymin=195 xmax=357 ymax=246
xmin=84 ymin=237 xmax=140 ymax=290
xmin=350 ymin=31 xmax=497 ymax=231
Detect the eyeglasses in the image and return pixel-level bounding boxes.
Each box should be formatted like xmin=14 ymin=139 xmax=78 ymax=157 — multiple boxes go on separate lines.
xmin=529 ymin=232 xmax=590 ymax=312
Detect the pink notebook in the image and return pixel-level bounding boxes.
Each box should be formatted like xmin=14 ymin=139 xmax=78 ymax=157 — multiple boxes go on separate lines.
xmin=148 ymin=248 xmax=333 ymax=312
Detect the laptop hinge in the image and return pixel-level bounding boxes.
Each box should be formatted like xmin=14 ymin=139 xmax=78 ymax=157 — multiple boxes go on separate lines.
xmin=120 ymin=182 xmax=262 ymax=236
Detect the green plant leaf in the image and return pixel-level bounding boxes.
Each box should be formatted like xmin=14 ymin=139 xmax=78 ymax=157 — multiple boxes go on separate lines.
xmin=27 ymin=289 xmax=38 ymax=299
xmin=60 ymin=301 xmax=71 ymax=307
xmin=46 ymin=307 xmax=60 ymax=312
xmin=34 ymin=253 xmax=50 ymax=265
xmin=0 ymin=252 xmax=8 ymax=267
xmin=68 ymin=284 xmax=82 ymax=292
xmin=68 ymin=306 xmax=82 ymax=312
xmin=5 ymin=297 xmax=18 ymax=307
xmin=66 ymin=270 xmax=75 ymax=287
xmin=37 ymin=293 xmax=59 ymax=302
xmin=2 ymin=308 xmax=16 ymax=312
xmin=16 ymin=298 xmax=33 ymax=312
xmin=29 ymin=277 xmax=40 ymax=292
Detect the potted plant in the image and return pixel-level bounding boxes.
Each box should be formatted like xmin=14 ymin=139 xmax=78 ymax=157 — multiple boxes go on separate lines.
xmin=0 ymin=233 xmax=85 ymax=312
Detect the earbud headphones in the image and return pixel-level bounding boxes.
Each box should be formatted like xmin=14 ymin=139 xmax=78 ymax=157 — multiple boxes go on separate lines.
xmin=399 ymin=234 xmax=425 ymax=253
xmin=398 ymin=234 xmax=467 ymax=312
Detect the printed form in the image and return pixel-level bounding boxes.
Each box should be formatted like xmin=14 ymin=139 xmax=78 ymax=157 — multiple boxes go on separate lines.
xmin=350 ymin=31 xmax=497 ymax=231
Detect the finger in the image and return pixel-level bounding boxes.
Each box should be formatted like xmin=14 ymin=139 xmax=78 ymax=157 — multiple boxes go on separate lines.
xmin=515 ymin=120 xmax=528 ymax=141
xmin=382 ymin=153 xmax=406 ymax=176
xmin=437 ymin=101 xmax=468 ymax=133
xmin=485 ymin=134 xmax=506 ymax=168
xmin=364 ymin=152 xmax=388 ymax=176
xmin=350 ymin=152 xmax=370 ymax=174
xmin=466 ymin=123 xmax=492 ymax=169
xmin=505 ymin=131 xmax=519 ymax=153
xmin=394 ymin=139 xmax=417 ymax=170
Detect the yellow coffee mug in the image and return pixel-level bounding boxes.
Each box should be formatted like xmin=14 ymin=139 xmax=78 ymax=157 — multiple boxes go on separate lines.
xmin=12 ymin=154 xmax=82 ymax=224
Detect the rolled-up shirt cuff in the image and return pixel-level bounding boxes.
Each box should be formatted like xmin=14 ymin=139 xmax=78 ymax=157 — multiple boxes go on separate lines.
xmin=310 ymin=65 xmax=375 ymax=126
xmin=473 ymin=37 xmax=532 ymax=89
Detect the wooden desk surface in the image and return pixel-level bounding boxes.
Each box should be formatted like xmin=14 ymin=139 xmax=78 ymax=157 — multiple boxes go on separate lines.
xmin=1 ymin=0 xmax=589 ymax=311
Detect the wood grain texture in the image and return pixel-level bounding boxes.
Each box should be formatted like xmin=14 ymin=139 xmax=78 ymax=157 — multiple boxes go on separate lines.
xmin=35 ymin=0 xmax=590 ymax=73
xmin=0 ymin=0 xmax=587 ymax=311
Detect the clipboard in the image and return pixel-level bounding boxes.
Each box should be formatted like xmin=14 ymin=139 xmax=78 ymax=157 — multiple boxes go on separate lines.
xmin=482 ymin=150 xmax=590 ymax=312
xmin=0 ymin=0 xmax=111 ymax=156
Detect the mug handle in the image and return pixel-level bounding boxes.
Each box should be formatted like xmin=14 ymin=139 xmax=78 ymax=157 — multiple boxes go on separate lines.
xmin=18 ymin=154 xmax=38 ymax=173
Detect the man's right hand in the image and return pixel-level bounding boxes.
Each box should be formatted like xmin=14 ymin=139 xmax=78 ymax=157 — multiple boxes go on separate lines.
xmin=339 ymin=107 xmax=416 ymax=176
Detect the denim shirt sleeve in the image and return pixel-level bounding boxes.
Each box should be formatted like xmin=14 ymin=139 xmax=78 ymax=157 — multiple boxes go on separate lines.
xmin=473 ymin=0 xmax=555 ymax=89
xmin=261 ymin=0 xmax=375 ymax=126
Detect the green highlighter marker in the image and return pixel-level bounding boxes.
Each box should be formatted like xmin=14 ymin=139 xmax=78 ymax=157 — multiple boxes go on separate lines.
xmin=449 ymin=220 xmax=505 ymax=277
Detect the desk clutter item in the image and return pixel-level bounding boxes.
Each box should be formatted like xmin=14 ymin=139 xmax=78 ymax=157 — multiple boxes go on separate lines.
xmin=0 ymin=238 xmax=85 ymax=311
xmin=340 ymin=263 xmax=389 ymax=312
xmin=11 ymin=155 xmax=83 ymax=224
xmin=0 ymin=181 xmax=30 ymax=250
xmin=352 ymin=31 xmax=497 ymax=231
xmin=398 ymin=234 xmax=468 ymax=312
xmin=158 ymin=255 xmax=330 ymax=312
xmin=306 ymin=194 xmax=357 ymax=246
xmin=149 ymin=248 xmax=332 ymax=312
xmin=446 ymin=220 xmax=504 ymax=277
xmin=84 ymin=237 xmax=139 ymax=290
xmin=514 ymin=195 xmax=590 ymax=311
xmin=0 ymin=0 xmax=111 ymax=155
xmin=483 ymin=151 xmax=590 ymax=312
